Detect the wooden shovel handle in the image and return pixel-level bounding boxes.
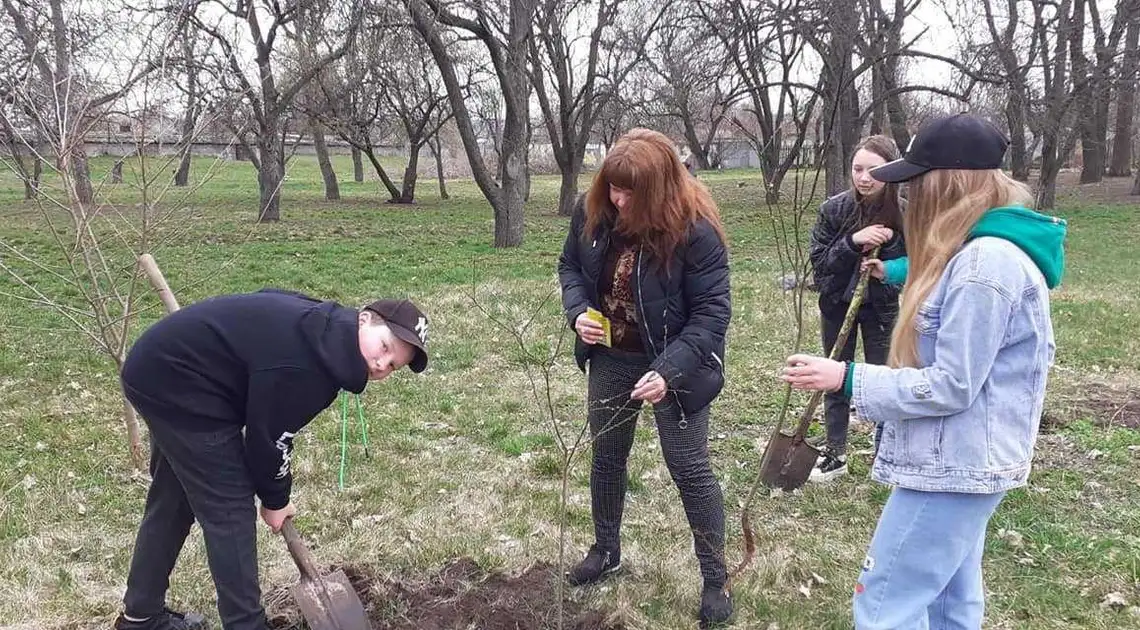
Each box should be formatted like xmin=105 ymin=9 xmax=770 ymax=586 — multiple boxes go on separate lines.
xmin=789 ymin=245 xmax=883 ymax=439
xmin=138 ymin=254 xmax=180 ymax=314
xmin=280 ymin=518 xmax=321 ymax=581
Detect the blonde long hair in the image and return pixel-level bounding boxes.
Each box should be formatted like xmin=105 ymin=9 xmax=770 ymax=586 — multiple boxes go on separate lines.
xmin=889 ymin=168 xmax=1033 ymax=367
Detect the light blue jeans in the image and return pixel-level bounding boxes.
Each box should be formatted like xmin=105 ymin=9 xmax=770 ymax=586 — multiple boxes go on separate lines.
xmin=854 ymin=487 xmax=1007 ymax=630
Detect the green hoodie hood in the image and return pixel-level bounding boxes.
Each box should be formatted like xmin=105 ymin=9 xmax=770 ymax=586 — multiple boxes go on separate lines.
xmin=879 ymin=206 xmax=1068 ymax=288
xmin=969 ymin=206 xmax=1067 ymax=288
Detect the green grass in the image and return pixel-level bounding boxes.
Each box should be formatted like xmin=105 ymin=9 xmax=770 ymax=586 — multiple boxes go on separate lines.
xmin=0 ymin=155 xmax=1138 ymax=629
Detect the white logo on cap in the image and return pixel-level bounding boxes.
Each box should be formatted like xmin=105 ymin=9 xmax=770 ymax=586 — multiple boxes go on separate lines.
xmin=415 ymin=316 xmax=428 ymax=344
xmin=905 ymin=136 xmax=915 ymax=155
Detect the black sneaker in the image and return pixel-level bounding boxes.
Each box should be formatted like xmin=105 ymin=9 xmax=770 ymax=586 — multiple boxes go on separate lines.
xmin=809 ymin=450 xmax=847 ymax=483
xmin=698 ymin=585 xmax=733 ymax=627
xmin=566 ymin=544 xmax=621 ymax=586
xmin=113 ymin=608 xmax=208 ymax=630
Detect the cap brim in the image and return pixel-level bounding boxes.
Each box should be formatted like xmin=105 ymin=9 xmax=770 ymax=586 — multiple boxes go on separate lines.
xmin=388 ymin=324 xmax=428 ymax=373
xmin=870 ymin=158 xmax=931 ymax=183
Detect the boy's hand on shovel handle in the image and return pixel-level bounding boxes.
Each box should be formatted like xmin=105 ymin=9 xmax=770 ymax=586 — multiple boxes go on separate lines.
xmin=261 ymin=501 xmax=297 ymax=533
xmin=781 ymin=354 xmax=845 ymax=393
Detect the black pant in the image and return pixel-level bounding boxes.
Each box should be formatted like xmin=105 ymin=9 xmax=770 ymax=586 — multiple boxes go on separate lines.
xmin=586 ymin=348 xmax=727 ymax=588
xmin=122 ymin=385 xmax=267 ymax=630
xmin=820 ymin=307 xmax=893 ymax=455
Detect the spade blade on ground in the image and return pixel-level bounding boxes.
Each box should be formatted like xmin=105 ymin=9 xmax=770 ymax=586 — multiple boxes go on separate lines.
xmin=281 ymin=519 xmax=372 ymax=630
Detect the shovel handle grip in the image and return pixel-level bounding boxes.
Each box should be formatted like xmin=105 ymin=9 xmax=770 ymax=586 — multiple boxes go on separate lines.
xmin=280 ymin=518 xmax=321 ymax=581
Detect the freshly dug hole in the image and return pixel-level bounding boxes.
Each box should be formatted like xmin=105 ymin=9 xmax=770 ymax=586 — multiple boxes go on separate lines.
xmin=265 ymin=557 xmax=624 ymax=630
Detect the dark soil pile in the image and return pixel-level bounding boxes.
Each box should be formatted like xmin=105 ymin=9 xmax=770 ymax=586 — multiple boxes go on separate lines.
xmin=266 ymin=557 xmax=624 ymax=630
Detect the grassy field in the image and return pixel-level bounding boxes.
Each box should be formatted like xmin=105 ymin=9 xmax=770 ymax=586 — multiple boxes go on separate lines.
xmin=0 ymin=154 xmax=1137 ymax=629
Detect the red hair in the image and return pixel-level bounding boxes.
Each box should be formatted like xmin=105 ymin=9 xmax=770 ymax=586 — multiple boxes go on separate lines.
xmin=584 ymin=128 xmax=726 ymax=266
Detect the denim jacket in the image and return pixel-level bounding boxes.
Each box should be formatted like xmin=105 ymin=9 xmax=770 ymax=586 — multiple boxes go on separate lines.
xmin=851 ymin=236 xmax=1056 ymax=493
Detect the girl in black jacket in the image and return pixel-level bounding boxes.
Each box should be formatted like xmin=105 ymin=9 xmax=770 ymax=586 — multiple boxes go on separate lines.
xmin=807 ymin=135 xmax=906 ymax=482
xmin=558 ymin=128 xmax=733 ymax=627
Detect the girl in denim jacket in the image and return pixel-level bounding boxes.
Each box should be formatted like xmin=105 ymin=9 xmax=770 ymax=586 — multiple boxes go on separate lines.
xmin=782 ymin=113 xmax=1066 ymax=629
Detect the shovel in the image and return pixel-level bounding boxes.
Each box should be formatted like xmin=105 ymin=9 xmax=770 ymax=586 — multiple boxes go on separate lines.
xmin=280 ymin=519 xmax=372 ymax=630
xmin=758 ymin=248 xmax=881 ymax=491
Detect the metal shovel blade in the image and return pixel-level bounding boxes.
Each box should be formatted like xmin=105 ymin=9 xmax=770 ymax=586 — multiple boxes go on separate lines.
xmin=289 ymin=568 xmax=371 ymax=630
xmin=759 ymin=431 xmax=821 ymax=491
xmin=281 ymin=520 xmax=372 ymax=630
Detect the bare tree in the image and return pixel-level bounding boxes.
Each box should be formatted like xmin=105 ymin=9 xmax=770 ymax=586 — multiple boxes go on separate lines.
xmin=1109 ymin=0 xmax=1140 ymax=177
xmin=310 ymin=24 xmax=404 ymax=202
xmin=1073 ymin=0 xmax=1134 ymax=183
xmin=1 ymin=0 xmax=159 ymax=206
xmin=406 ymin=0 xmax=538 ymax=247
xmin=172 ymin=28 xmax=204 ymax=187
xmin=705 ymin=0 xmax=824 ymax=201
xmin=646 ymin=7 xmax=742 ymax=170
xmin=377 ymin=29 xmax=456 ymax=204
xmin=0 ymin=1 xmax=233 ymax=468
xmin=530 ymin=0 xmax=666 ymax=217
xmin=1036 ymin=0 xmax=1080 ymax=209
xmin=184 ymin=0 xmax=361 ymax=221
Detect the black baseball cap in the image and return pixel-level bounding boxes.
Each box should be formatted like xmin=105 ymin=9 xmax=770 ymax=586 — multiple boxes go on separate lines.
xmin=364 ymin=299 xmax=429 ymax=373
xmin=870 ymin=113 xmax=1009 ymax=183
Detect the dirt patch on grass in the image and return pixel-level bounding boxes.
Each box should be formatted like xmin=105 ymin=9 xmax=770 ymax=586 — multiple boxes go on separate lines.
xmin=1054 ymin=170 xmax=1139 ymax=206
xmin=1043 ymin=382 xmax=1140 ymax=432
xmin=265 ymin=557 xmax=623 ymax=630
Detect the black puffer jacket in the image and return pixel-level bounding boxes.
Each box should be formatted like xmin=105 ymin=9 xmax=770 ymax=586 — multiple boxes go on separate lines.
xmin=808 ymin=189 xmax=906 ymax=322
xmin=558 ymin=201 xmax=731 ymax=414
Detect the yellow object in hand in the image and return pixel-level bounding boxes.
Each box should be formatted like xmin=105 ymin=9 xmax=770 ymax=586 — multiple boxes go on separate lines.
xmin=584 ymin=307 xmax=612 ymax=347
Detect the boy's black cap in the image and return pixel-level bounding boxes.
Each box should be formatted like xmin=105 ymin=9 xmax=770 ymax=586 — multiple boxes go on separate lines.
xmin=364 ymin=299 xmax=429 ymax=373
xmin=870 ymin=113 xmax=1009 ymax=183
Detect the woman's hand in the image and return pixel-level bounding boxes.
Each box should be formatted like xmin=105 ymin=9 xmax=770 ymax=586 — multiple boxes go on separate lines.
xmin=862 ymin=258 xmax=885 ymax=280
xmin=631 ymin=370 xmax=667 ymax=404
xmin=574 ymin=312 xmax=605 ymax=345
xmin=852 ymin=225 xmax=893 ymax=249
xmin=781 ymin=354 xmax=846 ymax=392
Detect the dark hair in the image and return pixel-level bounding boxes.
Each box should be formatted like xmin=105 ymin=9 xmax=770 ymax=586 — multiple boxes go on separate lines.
xmin=584 ymin=128 xmax=725 ymax=266
xmin=852 ymin=135 xmax=903 ymax=231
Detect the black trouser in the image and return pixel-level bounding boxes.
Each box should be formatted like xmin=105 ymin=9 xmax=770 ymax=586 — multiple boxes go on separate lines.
xmin=122 ymin=385 xmax=267 ymax=630
xmin=820 ymin=306 xmax=893 ymax=455
xmin=587 ymin=348 xmax=727 ymax=588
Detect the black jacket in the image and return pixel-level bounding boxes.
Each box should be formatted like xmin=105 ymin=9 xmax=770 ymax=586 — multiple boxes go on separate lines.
xmin=558 ymin=202 xmax=731 ymax=414
xmin=121 ymin=289 xmax=368 ymax=510
xmin=808 ymin=190 xmax=907 ymax=322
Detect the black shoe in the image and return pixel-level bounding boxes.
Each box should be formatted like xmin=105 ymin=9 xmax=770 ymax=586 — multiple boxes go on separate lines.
xmin=566 ymin=544 xmax=621 ymax=586
xmin=114 ymin=608 xmax=208 ymax=630
xmin=809 ymin=449 xmax=848 ymax=483
xmin=699 ymin=585 xmax=733 ymax=627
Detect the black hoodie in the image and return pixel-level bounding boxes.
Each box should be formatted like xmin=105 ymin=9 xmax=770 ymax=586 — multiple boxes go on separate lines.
xmin=121 ymin=289 xmax=368 ymax=509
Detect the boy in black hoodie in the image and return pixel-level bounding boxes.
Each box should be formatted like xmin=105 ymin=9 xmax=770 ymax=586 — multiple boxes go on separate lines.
xmin=112 ymin=289 xmax=429 ymax=630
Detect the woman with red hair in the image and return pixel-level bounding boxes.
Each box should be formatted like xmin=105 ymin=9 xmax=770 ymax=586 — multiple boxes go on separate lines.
xmin=559 ymin=128 xmax=733 ymax=627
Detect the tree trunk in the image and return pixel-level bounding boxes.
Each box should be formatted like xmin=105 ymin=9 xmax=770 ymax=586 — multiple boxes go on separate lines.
xmin=69 ymin=148 xmax=95 ymax=205
xmin=311 ymin=118 xmax=340 ymax=200
xmin=398 ymin=143 xmax=421 ymax=203
xmin=1110 ymin=17 xmax=1139 ymax=176
xmin=361 ymin=146 xmax=402 ymax=200
xmin=1006 ymin=93 xmax=1032 ymax=181
xmin=257 ymin=123 xmax=284 ymax=222
xmin=1037 ymin=137 xmax=1065 ymax=209
xmin=124 ymin=396 xmax=144 ymax=470
xmin=870 ymin=64 xmax=886 ymax=135
xmin=1132 ymin=168 xmax=1140 ymax=194
xmin=883 ymin=60 xmax=910 ymax=150
xmin=174 ymin=148 xmax=192 ymax=187
xmin=174 ymin=33 xmax=197 ymax=188
xmin=681 ymin=114 xmax=711 ymax=169
xmin=558 ymin=160 xmax=582 ymax=217
xmin=352 ymin=146 xmax=365 ymax=182
xmin=429 ymin=134 xmax=449 ymax=199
